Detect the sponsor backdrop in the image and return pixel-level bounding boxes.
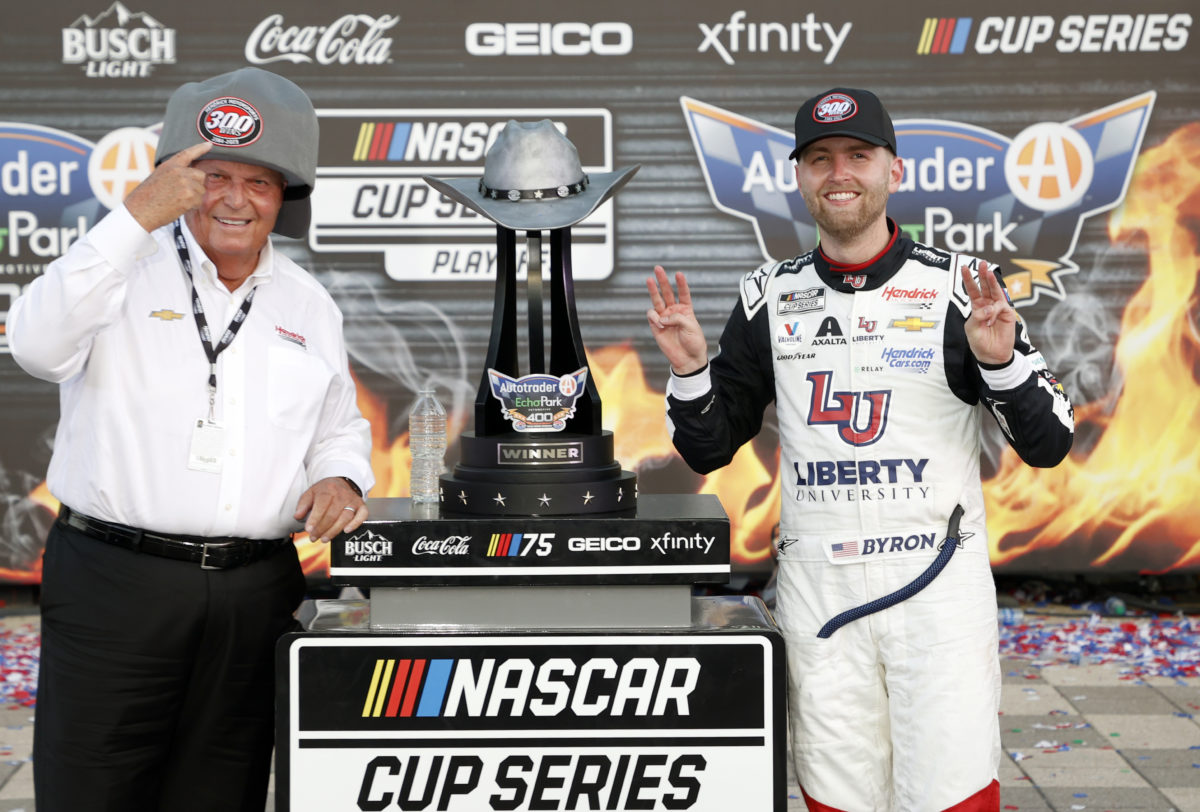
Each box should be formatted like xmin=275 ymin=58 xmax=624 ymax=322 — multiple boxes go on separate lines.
xmin=0 ymin=0 xmax=1196 ymax=582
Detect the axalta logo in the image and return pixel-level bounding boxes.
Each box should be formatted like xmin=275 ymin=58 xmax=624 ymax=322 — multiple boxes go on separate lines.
xmin=361 ymin=656 xmax=700 ymax=718
xmin=917 ymin=14 xmax=1191 ymax=55
xmin=62 ymin=2 xmax=176 ymax=79
xmin=487 ymin=532 xmax=553 ymax=557
xmin=698 ymin=11 xmax=851 ymax=65
xmin=245 ymin=13 xmax=396 ymax=65
xmin=465 ymin=22 xmax=633 ymax=56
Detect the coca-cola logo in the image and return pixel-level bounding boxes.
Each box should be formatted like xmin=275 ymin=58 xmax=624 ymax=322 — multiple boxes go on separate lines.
xmin=411 ymin=535 xmax=472 ymax=556
xmin=245 ymin=13 xmax=397 ymax=66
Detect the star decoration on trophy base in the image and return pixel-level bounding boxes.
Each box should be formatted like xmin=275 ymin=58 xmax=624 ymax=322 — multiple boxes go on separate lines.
xmin=440 ymin=470 xmax=637 ymax=517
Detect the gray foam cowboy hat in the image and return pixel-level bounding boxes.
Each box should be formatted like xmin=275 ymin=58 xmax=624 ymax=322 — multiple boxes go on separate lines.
xmin=422 ymin=120 xmax=638 ymax=231
xmin=155 ymin=67 xmax=317 ymax=238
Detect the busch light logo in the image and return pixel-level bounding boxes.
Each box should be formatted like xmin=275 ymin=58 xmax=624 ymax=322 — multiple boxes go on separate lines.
xmin=680 ymin=92 xmax=1154 ymax=306
xmin=487 ymin=367 xmax=589 ymax=432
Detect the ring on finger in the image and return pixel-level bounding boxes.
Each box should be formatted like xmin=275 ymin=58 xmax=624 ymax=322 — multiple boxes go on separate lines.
xmin=343 ymin=506 xmax=356 ymax=512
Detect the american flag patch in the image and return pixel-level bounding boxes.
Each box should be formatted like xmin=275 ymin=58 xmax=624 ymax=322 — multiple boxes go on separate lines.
xmin=831 ymin=541 xmax=859 ymax=558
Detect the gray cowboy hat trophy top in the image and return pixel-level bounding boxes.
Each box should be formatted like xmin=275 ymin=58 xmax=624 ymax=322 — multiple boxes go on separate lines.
xmin=423 ymin=120 xmax=639 ymax=516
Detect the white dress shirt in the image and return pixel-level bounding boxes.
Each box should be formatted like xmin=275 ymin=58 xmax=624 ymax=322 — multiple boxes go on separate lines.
xmin=9 ymin=205 xmax=374 ymax=538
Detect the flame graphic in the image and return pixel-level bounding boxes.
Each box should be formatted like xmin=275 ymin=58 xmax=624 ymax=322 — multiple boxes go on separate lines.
xmin=14 ymin=125 xmax=1199 ymax=580
xmin=986 ymin=123 xmax=1200 ymax=571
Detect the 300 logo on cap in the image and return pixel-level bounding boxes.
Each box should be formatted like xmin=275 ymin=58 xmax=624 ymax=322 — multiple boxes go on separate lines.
xmin=813 ymin=92 xmax=857 ymax=123
xmin=197 ymin=96 xmax=263 ymax=147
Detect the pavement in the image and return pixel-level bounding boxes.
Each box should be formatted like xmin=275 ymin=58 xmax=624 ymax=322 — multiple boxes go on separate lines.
xmin=1 ymin=610 xmax=1199 ymax=811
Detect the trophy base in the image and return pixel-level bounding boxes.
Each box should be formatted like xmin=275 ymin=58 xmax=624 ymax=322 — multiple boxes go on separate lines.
xmin=440 ymin=430 xmax=636 ymax=516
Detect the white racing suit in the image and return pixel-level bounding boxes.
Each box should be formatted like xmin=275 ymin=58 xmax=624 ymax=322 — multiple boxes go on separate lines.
xmin=666 ymin=228 xmax=1074 ymax=811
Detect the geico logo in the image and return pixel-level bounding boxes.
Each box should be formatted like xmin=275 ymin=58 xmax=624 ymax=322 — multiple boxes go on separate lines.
xmin=356 ymin=752 xmax=705 ymax=810
xmin=567 ymin=536 xmax=640 ymax=552
xmin=443 ymin=656 xmax=700 ymax=717
xmin=465 ymin=22 xmax=633 ymax=56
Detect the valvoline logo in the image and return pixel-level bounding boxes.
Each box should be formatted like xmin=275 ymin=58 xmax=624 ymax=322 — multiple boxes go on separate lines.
xmin=813 ymin=92 xmax=857 ymax=123
xmin=680 ymin=92 xmax=1154 ymax=306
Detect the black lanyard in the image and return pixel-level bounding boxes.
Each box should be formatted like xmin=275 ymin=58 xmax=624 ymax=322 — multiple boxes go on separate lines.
xmin=172 ymin=220 xmax=257 ymax=420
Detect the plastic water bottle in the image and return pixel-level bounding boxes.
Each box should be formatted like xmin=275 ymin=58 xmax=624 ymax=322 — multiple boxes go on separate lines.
xmin=409 ymin=386 xmax=446 ymax=505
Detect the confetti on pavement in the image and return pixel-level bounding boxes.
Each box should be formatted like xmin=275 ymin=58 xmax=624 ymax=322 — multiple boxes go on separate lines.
xmin=998 ymin=613 xmax=1200 ymax=680
xmin=0 ymin=622 xmax=38 ymax=708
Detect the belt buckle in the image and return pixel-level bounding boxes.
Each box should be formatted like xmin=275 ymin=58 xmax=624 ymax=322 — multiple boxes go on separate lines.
xmin=200 ymin=542 xmax=224 ymax=571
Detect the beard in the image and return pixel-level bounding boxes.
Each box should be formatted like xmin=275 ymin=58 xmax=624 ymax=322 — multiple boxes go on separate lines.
xmin=800 ymin=175 xmax=891 ymax=245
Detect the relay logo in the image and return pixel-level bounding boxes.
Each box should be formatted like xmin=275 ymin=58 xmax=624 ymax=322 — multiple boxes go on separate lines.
xmin=360 ymin=656 xmax=701 ymax=719
xmin=680 ymin=92 xmax=1154 ymax=306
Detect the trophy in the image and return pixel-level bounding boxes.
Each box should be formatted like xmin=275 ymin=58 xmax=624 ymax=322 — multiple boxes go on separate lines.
xmin=423 ymin=120 xmax=639 ymax=516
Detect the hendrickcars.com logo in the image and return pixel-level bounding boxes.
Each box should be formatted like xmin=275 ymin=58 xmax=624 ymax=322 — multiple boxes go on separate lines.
xmin=680 ymin=92 xmax=1155 ymax=306
xmin=916 ymin=14 xmax=1190 ymax=55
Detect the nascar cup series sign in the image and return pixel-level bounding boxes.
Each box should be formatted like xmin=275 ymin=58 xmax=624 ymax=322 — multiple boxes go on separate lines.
xmin=282 ymin=634 xmax=783 ymax=811
xmin=681 ymin=92 xmax=1154 ymax=307
xmin=309 ymin=108 xmax=616 ymax=281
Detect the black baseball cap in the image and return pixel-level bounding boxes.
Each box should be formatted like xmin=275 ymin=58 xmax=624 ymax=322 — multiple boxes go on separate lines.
xmin=789 ymin=87 xmax=897 ymax=160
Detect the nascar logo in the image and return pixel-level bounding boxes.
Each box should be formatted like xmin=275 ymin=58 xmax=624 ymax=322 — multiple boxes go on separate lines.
xmin=361 ymin=656 xmax=701 ymax=719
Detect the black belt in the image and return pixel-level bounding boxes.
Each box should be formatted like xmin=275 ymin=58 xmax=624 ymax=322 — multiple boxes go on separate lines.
xmin=57 ymin=505 xmax=291 ymax=570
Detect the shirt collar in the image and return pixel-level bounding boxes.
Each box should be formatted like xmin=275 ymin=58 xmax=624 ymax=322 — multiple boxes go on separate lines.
xmin=177 ymin=217 xmax=275 ymax=293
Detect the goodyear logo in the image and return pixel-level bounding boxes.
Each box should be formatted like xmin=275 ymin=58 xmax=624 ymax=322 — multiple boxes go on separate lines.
xmin=361 ymin=656 xmax=701 ymax=719
xmin=681 ymin=92 xmax=1155 ymax=306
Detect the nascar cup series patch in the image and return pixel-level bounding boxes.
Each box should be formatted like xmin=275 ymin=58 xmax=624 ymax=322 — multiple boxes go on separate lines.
xmin=197 ymin=96 xmax=263 ymax=147
xmin=487 ymin=367 xmax=588 ymax=432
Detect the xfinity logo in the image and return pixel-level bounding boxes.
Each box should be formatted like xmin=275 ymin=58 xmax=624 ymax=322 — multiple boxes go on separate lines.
xmin=244 ymin=13 xmax=397 ymax=65
xmin=698 ymin=11 xmax=851 ymax=65
xmin=466 ymin=22 xmax=633 ymax=56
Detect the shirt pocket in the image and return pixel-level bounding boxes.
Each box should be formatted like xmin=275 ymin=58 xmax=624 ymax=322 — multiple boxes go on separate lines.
xmin=267 ymin=345 xmax=335 ymax=431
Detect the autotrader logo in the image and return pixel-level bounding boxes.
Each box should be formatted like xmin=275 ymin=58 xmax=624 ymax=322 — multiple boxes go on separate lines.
xmin=466 ymin=22 xmax=632 ymax=56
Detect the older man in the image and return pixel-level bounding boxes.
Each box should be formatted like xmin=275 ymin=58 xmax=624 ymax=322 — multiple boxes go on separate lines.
xmin=10 ymin=68 xmax=373 ymax=811
xmin=647 ymin=88 xmax=1074 ymax=811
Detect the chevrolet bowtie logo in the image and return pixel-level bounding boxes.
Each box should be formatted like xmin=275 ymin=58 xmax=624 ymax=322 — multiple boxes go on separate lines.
xmin=889 ymin=316 xmax=937 ymax=332
xmin=149 ymin=309 xmax=185 ymax=321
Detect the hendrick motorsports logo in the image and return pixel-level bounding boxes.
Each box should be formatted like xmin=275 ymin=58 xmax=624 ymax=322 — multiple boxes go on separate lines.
xmin=487 ymin=368 xmax=588 ymax=432
xmin=309 ymin=108 xmax=616 ymax=281
xmin=62 ymin=2 xmax=176 ymax=78
xmin=681 ymin=92 xmax=1155 ymax=306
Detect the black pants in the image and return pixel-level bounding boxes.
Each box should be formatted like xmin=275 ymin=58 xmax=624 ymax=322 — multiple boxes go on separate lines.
xmin=34 ymin=520 xmax=306 ymax=812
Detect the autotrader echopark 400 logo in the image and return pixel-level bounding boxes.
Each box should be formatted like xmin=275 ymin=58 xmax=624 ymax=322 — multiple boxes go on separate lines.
xmin=680 ymin=92 xmax=1155 ymax=306
xmin=487 ymin=368 xmax=589 ymax=433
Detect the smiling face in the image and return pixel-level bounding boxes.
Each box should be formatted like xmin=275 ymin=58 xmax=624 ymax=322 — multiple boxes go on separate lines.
xmin=794 ymin=136 xmax=903 ymax=259
xmin=183 ymin=158 xmax=285 ymax=290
